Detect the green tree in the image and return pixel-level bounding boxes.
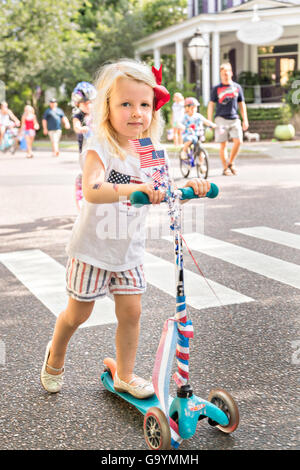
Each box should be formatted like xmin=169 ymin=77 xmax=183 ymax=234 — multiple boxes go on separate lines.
xmin=0 ymin=0 xmax=90 ymax=112
xmin=141 ymin=0 xmax=187 ymax=34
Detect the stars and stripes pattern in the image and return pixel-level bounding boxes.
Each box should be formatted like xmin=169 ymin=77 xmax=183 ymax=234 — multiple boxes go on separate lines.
xmin=129 ymin=138 xmax=166 ymax=169
xmin=107 ymin=169 xmax=143 ymax=186
xmin=151 ymin=169 xmax=163 ymax=188
xmin=107 ymin=169 xmax=143 ymax=206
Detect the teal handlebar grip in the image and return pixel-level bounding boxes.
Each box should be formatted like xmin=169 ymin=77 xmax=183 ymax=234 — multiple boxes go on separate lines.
xmin=130 ymin=183 xmax=219 ymax=207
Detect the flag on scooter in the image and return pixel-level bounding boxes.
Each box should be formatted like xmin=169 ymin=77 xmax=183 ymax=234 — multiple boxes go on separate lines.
xmin=129 ymin=138 xmax=166 ymax=168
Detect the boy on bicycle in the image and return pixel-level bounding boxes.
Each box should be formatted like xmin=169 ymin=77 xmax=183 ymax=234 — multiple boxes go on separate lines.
xmin=181 ymin=97 xmax=216 ymax=160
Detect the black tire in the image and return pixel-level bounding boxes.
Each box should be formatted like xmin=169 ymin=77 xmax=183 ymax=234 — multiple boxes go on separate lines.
xmin=179 ymin=149 xmax=191 ymax=178
xmin=195 ymin=145 xmax=209 ymax=179
xmin=208 ymin=388 xmax=239 ymax=434
xmin=144 ymin=407 xmax=171 ymax=450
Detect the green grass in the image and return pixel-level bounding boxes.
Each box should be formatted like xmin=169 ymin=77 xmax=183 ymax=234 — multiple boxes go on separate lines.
xmin=34 ymin=139 xmax=78 ymax=150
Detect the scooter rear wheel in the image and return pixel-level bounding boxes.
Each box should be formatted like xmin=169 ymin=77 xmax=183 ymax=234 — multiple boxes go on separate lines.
xmin=144 ymin=407 xmax=171 ymax=450
xmin=208 ymin=388 xmax=239 ymax=434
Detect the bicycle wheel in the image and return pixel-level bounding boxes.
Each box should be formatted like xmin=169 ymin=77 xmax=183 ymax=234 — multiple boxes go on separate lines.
xmin=179 ymin=148 xmax=192 ymax=178
xmin=195 ymin=145 xmax=209 ymax=179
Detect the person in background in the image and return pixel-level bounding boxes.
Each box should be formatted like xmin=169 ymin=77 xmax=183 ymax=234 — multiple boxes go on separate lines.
xmin=71 ymin=81 xmax=97 ymax=210
xmin=0 ymin=101 xmax=20 ymax=146
xmin=207 ymin=63 xmax=249 ymax=176
xmin=171 ymin=92 xmax=184 ymax=145
xmin=181 ymin=97 xmax=216 ymax=160
xmin=20 ymin=105 xmax=39 ymax=158
xmin=42 ymin=98 xmax=70 ymax=157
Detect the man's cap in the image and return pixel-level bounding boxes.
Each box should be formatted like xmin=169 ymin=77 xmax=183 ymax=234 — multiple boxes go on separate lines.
xmin=49 ymin=98 xmax=57 ymax=103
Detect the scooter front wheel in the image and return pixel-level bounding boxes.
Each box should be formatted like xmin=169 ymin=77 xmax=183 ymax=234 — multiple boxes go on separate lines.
xmin=208 ymin=388 xmax=239 ymax=434
xmin=144 ymin=407 xmax=171 ymax=450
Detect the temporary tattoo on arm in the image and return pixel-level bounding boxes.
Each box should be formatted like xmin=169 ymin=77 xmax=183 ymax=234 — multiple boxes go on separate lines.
xmin=92 ymin=183 xmax=103 ymax=190
xmin=113 ymin=184 xmax=119 ymax=192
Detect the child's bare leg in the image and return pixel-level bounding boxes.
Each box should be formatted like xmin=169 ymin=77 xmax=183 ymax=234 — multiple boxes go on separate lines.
xmin=173 ymin=128 xmax=178 ymax=146
xmin=47 ymin=297 xmax=95 ymax=374
xmin=178 ymin=130 xmax=183 ymax=145
xmin=114 ymin=294 xmax=142 ymax=382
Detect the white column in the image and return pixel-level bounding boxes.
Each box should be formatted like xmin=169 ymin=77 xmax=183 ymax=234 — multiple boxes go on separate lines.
xmin=243 ymin=43 xmax=249 ymax=71
xmin=250 ymin=45 xmax=258 ymax=73
xmin=212 ymin=32 xmax=220 ymax=86
xmin=134 ymin=50 xmax=141 ymax=61
xmin=154 ymin=48 xmax=161 ymax=69
xmin=202 ymin=33 xmax=210 ymax=106
xmin=176 ymin=40 xmax=184 ymax=86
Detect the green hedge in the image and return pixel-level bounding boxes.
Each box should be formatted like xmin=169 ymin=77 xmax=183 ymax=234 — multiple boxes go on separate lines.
xmin=246 ymin=106 xmax=291 ymax=123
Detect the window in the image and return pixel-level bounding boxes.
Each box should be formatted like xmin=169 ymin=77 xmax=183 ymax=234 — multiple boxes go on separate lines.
xmin=258 ymin=44 xmax=298 ymax=55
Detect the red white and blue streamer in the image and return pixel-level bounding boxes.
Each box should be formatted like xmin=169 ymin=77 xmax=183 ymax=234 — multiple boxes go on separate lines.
xmin=129 ymin=137 xmax=194 ymax=448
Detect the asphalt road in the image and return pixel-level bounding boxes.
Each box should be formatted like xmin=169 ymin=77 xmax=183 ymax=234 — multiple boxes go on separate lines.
xmin=0 ymin=142 xmax=299 ymax=451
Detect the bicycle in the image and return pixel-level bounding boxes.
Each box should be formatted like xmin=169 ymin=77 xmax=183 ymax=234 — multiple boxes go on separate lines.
xmin=178 ymin=134 xmax=209 ymax=180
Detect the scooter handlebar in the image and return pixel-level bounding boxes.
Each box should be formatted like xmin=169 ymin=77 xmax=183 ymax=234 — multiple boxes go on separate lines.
xmin=130 ymin=182 xmax=219 ymax=207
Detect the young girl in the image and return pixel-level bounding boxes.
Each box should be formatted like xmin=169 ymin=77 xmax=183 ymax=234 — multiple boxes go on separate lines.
xmin=21 ymin=105 xmax=39 ymax=158
xmin=41 ymin=59 xmax=210 ymax=398
xmin=171 ymin=92 xmax=184 ymax=146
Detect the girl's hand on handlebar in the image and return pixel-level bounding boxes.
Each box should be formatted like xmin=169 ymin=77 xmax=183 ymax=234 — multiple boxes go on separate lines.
xmin=183 ymin=178 xmax=211 ymax=197
xmin=138 ymin=183 xmax=165 ymax=205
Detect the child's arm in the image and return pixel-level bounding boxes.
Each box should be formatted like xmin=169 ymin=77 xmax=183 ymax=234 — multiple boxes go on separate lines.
xmin=72 ymin=117 xmax=89 ymax=135
xmin=202 ymin=117 xmax=217 ymax=128
xmin=34 ymin=116 xmax=40 ymax=130
xmin=83 ymin=150 xmax=165 ymax=205
xmin=20 ymin=114 xmax=26 ymax=132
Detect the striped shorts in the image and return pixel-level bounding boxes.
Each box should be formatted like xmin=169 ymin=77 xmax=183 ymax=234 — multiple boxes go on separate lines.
xmin=66 ymin=258 xmax=147 ymax=302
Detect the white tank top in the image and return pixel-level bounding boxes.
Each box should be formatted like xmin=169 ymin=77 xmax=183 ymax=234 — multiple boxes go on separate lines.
xmin=66 ymin=140 xmax=151 ymax=271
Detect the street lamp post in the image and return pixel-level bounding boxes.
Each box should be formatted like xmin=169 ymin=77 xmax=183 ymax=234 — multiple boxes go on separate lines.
xmin=187 ymin=29 xmax=209 ymax=101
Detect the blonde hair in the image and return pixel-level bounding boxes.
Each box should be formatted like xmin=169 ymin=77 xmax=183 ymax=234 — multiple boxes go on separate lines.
xmin=92 ymin=59 xmax=164 ymax=160
xmin=220 ymin=62 xmax=232 ymax=72
xmin=173 ymin=92 xmax=184 ymax=101
xmin=24 ymin=105 xmax=35 ymax=114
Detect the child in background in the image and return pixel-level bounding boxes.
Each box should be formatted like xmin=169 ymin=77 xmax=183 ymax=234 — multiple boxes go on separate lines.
xmin=171 ymin=92 xmax=184 ymax=146
xmin=71 ymin=81 xmax=97 ymax=210
xmin=40 ymin=59 xmax=210 ymax=398
xmin=20 ymin=105 xmax=39 ymax=158
xmin=181 ymin=97 xmax=216 ymax=159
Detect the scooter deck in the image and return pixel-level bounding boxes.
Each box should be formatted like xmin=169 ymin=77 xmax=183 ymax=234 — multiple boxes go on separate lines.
xmin=101 ymin=370 xmax=170 ymax=416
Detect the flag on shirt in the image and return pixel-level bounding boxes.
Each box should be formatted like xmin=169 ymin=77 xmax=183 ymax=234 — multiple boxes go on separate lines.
xmin=129 ymin=138 xmax=166 ymax=169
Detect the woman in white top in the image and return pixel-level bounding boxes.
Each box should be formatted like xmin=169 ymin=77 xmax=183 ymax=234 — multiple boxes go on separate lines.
xmin=171 ymin=92 xmax=185 ymax=145
xmin=0 ymin=101 xmax=20 ymax=146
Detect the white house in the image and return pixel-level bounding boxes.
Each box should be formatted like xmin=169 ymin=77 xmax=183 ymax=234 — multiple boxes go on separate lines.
xmin=134 ymin=0 xmax=300 ymax=105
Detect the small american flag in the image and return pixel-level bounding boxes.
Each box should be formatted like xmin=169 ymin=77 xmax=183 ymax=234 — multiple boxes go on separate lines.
xmin=129 ymin=137 xmax=154 ymax=154
xmin=129 ymin=138 xmax=166 ymax=169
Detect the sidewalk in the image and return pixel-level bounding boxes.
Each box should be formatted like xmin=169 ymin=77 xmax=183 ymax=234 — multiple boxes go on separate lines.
xmin=31 ymin=138 xmax=300 ymax=161
xmin=165 ymin=139 xmax=300 ymax=160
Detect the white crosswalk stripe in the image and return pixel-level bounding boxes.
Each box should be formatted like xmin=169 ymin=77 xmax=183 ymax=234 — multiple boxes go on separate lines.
xmin=0 ymin=248 xmax=254 ymax=328
xmin=164 ymin=232 xmax=300 ymax=290
xmin=0 ymin=250 xmax=117 ymax=328
xmin=2 ymin=225 xmax=299 ymax=327
xmin=232 ymin=226 xmax=300 ymax=250
xmin=144 ymin=252 xmax=253 ymax=309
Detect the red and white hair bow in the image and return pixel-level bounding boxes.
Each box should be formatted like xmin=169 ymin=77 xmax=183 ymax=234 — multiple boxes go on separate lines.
xmin=152 ymin=65 xmax=170 ymax=111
